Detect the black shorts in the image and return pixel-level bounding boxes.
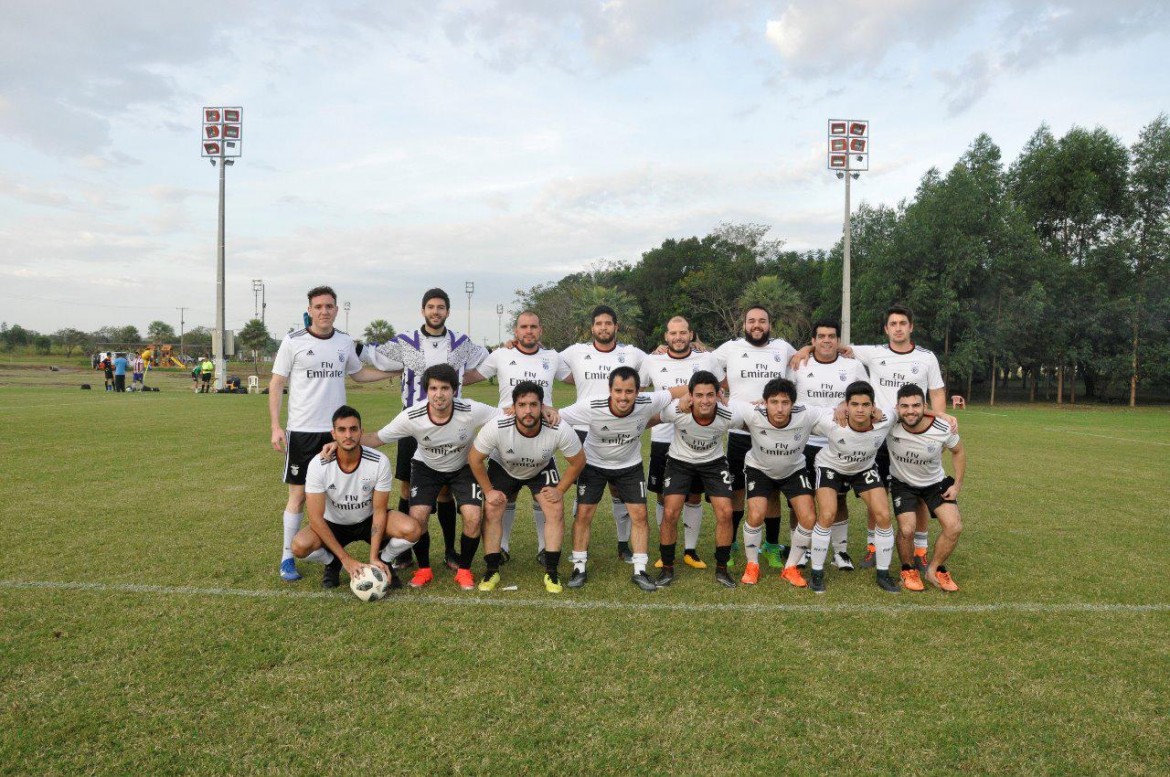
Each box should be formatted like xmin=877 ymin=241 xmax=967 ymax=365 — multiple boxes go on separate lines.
xmin=744 ymin=465 xmax=814 ymax=503
xmin=488 ymin=459 xmax=560 ymax=500
xmin=803 ymin=444 xmax=822 ymax=475
xmin=283 ymin=430 xmax=334 ymax=485
xmin=201 ymin=373 xmax=211 ymax=383
xmin=322 ymin=515 xmax=384 ymax=549
xmin=889 ymin=476 xmax=956 ymax=517
xmin=663 ymin=456 xmax=733 ymax=499
xmin=576 ymin=463 xmax=646 ymax=506
xmin=816 ymin=465 xmax=885 ymax=496
xmin=396 ymin=436 xmax=418 ymax=482
xmin=875 ymin=441 xmax=891 ymax=483
xmin=727 ymin=432 xmax=751 ymax=490
xmin=648 ymin=441 xmax=705 ymax=496
xmin=409 ymin=460 xmax=481 ymax=509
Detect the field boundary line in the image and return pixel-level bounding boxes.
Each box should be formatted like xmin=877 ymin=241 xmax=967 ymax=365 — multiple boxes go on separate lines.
xmin=2 ymin=580 xmax=1167 ymax=615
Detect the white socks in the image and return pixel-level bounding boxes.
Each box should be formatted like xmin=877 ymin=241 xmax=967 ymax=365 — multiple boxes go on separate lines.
xmin=533 ymin=504 xmax=547 ymax=553
xmin=282 ymin=511 xmax=302 ymax=562
xmin=572 ymin=550 xmax=588 ymax=573
xmin=810 ymin=525 xmax=832 ymax=571
xmin=304 ymin=548 xmax=334 ymax=564
xmin=501 ymin=502 xmax=517 ymax=553
xmin=613 ymin=497 xmax=632 ymax=542
xmin=866 ymin=528 xmax=876 ymax=548
xmin=831 ymin=520 xmax=849 ymax=553
xmin=380 ymin=536 xmax=415 ymax=562
xmin=788 ymin=526 xmax=812 ymax=570
xmin=632 ymin=553 xmax=649 ymax=575
xmin=914 ymin=530 xmax=929 ymax=554
xmin=683 ymin=503 xmax=702 ymax=550
xmin=742 ymin=523 xmax=762 ymax=564
xmin=875 ymin=527 xmax=895 ymax=570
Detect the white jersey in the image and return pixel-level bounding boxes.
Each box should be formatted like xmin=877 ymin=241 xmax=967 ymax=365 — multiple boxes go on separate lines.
xmin=713 ymin=337 xmax=795 ymax=437
xmin=794 ymin=355 xmax=869 ymax=447
xmin=475 ymin=346 xmax=562 ymax=408
xmin=558 ymin=342 xmax=646 ymax=429
xmin=731 ymin=400 xmax=822 ymax=481
xmin=638 ymin=351 xmax=725 ymax=444
xmin=368 ymin=326 xmax=488 ymax=409
xmin=473 ymin=417 xmax=582 ymax=480
xmin=851 ymin=344 xmax=945 ymax=412
xmin=660 ymin=398 xmax=741 ymax=464
xmin=376 ymin=398 xmax=498 ymax=472
xmin=304 ymin=446 xmax=394 ymax=526
xmin=887 ymin=416 xmax=960 ymax=487
xmin=559 ymin=391 xmax=673 ymax=470
xmin=272 ymin=328 xmax=365 ymax=433
xmin=812 ymin=413 xmax=895 ymax=475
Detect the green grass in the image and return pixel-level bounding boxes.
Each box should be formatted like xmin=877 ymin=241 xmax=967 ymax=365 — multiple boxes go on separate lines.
xmin=1 ymin=365 xmax=1168 ymax=774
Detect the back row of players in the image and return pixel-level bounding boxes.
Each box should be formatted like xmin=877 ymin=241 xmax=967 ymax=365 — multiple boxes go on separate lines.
xmin=269 ymin=285 xmax=965 ymax=595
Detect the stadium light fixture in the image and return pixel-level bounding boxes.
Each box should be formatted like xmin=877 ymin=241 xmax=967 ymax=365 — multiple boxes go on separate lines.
xmin=827 ymin=118 xmax=870 ymax=344
xmin=465 ymin=281 xmax=475 ymax=336
xmin=202 ymin=105 xmax=243 ymax=391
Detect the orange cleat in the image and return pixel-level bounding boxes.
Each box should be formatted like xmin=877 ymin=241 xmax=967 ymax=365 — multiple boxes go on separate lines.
xmin=454 ymin=568 xmax=475 ymax=590
xmin=409 ymin=567 xmax=434 ymax=588
xmin=860 ymin=545 xmax=877 ymax=568
xmin=900 ymin=568 xmax=925 ymax=592
xmin=913 ymin=549 xmax=928 ymax=574
xmin=741 ymin=561 xmax=760 ymax=585
xmin=780 ymin=566 xmax=808 ymax=588
xmin=929 ymin=569 xmax=959 ymax=592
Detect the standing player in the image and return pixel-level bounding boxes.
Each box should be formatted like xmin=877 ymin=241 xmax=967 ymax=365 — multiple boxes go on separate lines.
xmin=558 ymin=367 xmax=687 ymax=591
xmin=558 ymin=305 xmax=647 ymax=563
xmin=888 ymin=384 xmax=966 ymax=592
xmin=793 ymin=319 xmax=868 ymax=570
xmin=269 ymin=285 xmax=400 ymax=582
xmin=639 ymin=316 xmax=723 ymax=570
xmin=468 ymin=381 xmax=586 ymax=593
xmin=366 ymin=288 xmax=489 ymax=571
xmin=473 ymin=311 xmax=563 ymax=563
xmin=712 ymin=305 xmax=795 ymax=567
xmin=290 ymin=406 xmax=420 ymax=589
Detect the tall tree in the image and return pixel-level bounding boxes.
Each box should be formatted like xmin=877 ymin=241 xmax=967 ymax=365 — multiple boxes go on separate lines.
xmin=146 ymin=320 xmax=177 ymax=342
xmin=237 ymin=318 xmax=272 ymax=375
xmin=362 ymin=319 xmax=396 ymax=344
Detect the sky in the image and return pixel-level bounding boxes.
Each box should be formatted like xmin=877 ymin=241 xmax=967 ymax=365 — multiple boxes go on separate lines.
xmin=1 ymin=0 xmax=1167 ymax=345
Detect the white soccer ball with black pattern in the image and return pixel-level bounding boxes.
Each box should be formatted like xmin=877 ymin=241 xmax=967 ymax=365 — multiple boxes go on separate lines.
xmin=349 ymin=565 xmax=389 ymax=602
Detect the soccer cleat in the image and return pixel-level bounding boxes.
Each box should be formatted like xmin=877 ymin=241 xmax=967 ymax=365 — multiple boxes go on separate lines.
xmin=654 ymin=567 xmax=675 ymax=588
xmin=860 ymin=545 xmax=877 ymax=568
xmin=683 ymin=552 xmax=707 ymax=569
xmin=321 ymin=559 xmax=341 ymax=589
xmin=797 ymin=550 xmax=810 ymax=568
xmin=454 ymin=568 xmax=476 ymax=590
xmin=741 ymin=561 xmax=760 ymax=585
xmin=781 ymin=566 xmax=808 ymax=588
xmin=900 ymin=568 xmax=925 ymax=592
xmin=536 ymin=550 xmax=546 ymax=567
xmin=929 ymin=569 xmax=960 ymax=592
xmin=409 ymin=567 xmax=434 ymax=588
xmin=499 ymin=549 xmax=511 ymax=564
xmin=832 ymin=551 xmax=855 ymax=571
xmin=567 ymin=569 xmax=588 ymax=589
xmin=478 ymin=571 xmax=501 ymax=592
xmin=387 ymin=568 xmax=403 ymax=590
xmin=913 ymin=551 xmax=928 ymax=575
xmin=875 ymin=571 xmax=901 ymax=593
xmin=279 ymin=558 xmax=302 ymax=582
xmin=617 ymin=542 xmax=633 ymax=563
xmin=391 ymin=550 xmax=415 ymax=570
xmin=714 ymin=568 xmax=737 ymax=588
xmin=444 ymin=550 xmax=460 ymax=571
xmin=654 ymin=558 xmax=664 ymax=569
xmin=631 ymin=571 xmax=658 ymax=592
xmin=543 ymin=574 xmax=563 ymax=594
xmin=761 ymin=541 xmax=784 ymax=569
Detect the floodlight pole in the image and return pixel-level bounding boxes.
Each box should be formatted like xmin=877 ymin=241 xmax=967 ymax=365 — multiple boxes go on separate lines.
xmin=496 ymin=304 xmax=504 ymax=346
xmin=842 ymin=162 xmax=852 ymax=345
xmin=344 ymin=301 xmax=351 ymax=332
xmin=465 ymin=281 xmax=475 ymax=336
xmin=214 ymin=155 xmax=227 ymax=391
xmin=176 ymin=307 xmax=188 ymax=357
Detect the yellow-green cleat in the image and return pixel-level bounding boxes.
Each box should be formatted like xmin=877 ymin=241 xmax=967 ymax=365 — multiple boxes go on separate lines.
xmin=543 ymin=574 xmax=563 ymax=594
xmin=478 ymin=571 xmax=502 ymax=592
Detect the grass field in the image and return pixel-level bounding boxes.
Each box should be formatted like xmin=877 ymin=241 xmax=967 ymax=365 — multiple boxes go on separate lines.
xmin=2 ymin=363 xmax=1168 ymax=774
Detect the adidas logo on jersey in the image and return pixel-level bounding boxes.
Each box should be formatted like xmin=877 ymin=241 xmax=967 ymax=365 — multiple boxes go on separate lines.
xmin=807 ymin=372 xmax=814 ymax=378
xmin=327 ymin=484 xmax=336 ymax=490
xmin=306 ymin=350 xmax=314 ymax=356
xmin=880 ymin=360 xmax=887 ymax=365
xmin=423 ymin=435 xmax=431 ymax=441
xmin=509 ymin=361 xmax=517 ymax=366
xmin=601 ymin=425 xmax=610 ymax=430
xmin=584 ymin=354 xmax=591 ymax=360
xmin=506 ymin=448 xmax=514 ymax=454
xmin=660 ymin=367 xmax=668 ymax=372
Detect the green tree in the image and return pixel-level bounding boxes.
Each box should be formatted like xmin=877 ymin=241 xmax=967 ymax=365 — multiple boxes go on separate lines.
xmin=34 ymin=335 xmax=52 ymax=355
xmin=52 ymin=328 xmax=91 ymax=358
xmin=737 ymin=275 xmax=808 ymax=343
xmin=147 ymin=320 xmax=177 ymax=342
xmin=362 ymin=319 xmax=396 ymax=344
xmin=237 ymin=318 xmax=272 ymax=374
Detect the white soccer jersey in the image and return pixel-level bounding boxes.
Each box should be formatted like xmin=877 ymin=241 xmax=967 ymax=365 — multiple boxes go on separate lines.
xmin=851 ymin=344 xmax=945 ymax=412
xmin=638 ymin=351 xmax=725 ymax=444
xmin=558 ymin=342 xmax=646 ymax=429
xmin=558 ymin=391 xmax=673 ymax=470
xmin=812 ymin=412 xmax=895 ymax=475
xmin=473 ymin=417 xmax=582 ymax=480
xmin=713 ymin=338 xmax=795 ymax=437
xmin=729 ymin=400 xmax=822 ymax=481
xmin=660 ymin=398 xmax=741 ymax=464
xmin=887 ymin=416 xmax=960 ymax=487
xmin=376 ymin=398 xmax=499 ymax=473
xmin=368 ymin=327 xmax=488 ymax=409
xmin=794 ymin=355 xmax=869 ymax=447
xmin=304 ymin=446 xmax=394 ymax=526
xmin=272 ymin=328 xmax=365 ymax=433
xmin=475 ymin=346 xmax=562 ymax=408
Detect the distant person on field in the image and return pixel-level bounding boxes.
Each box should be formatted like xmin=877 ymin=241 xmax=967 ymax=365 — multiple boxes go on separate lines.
xmin=113 ymin=353 xmax=129 ymax=392
xmin=199 ymin=356 xmax=214 ymax=392
xmin=131 ymin=353 xmax=146 ymax=391
xmin=191 ymin=361 xmax=201 ymax=391
xmin=102 ymin=356 xmax=114 ymax=391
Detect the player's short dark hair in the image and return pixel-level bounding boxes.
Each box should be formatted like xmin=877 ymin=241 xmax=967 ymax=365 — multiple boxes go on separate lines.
xmin=423 ymin=363 xmax=459 ymax=393
xmin=511 ymin=380 xmax=545 ymax=405
xmin=744 ymin=303 xmax=771 ymax=321
xmin=688 ymin=370 xmax=720 ymax=393
xmin=307 ymin=286 xmax=337 ymax=304
xmin=762 ymin=377 xmax=796 ymax=402
xmin=897 ymin=383 xmax=925 ymax=402
xmin=811 ymin=318 xmax=841 ymax=338
xmin=422 ymin=288 xmax=450 ymax=309
xmin=608 ymin=365 xmax=640 ymax=390
xmin=846 ymin=380 xmax=875 ymax=403
xmin=331 ymin=405 xmax=361 ymax=426
xmin=884 ymin=305 xmax=914 ymax=326
xmin=591 ymin=305 xmax=618 ymax=325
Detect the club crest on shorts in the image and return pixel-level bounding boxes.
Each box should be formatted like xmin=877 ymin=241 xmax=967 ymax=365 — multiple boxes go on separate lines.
xmin=290 ymin=465 xmax=300 ymax=476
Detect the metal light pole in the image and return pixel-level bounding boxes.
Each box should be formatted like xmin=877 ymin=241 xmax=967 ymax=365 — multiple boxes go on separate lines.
xmin=176 ymin=307 xmax=188 ymax=357
xmin=827 ymin=119 xmax=869 ymax=344
xmin=202 ymin=106 xmax=243 ymax=391
xmin=344 ymin=301 xmax=351 ymax=332
xmin=465 ymin=281 xmax=475 ymax=336
xmin=496 ymin=304 xmax=504 ymax=346
xmin=252 ymin=279 xmax=266 ymax=325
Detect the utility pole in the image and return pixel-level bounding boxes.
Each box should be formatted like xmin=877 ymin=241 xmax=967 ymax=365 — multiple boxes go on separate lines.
xmin=176 ymin=307 xmax=188 ymax=357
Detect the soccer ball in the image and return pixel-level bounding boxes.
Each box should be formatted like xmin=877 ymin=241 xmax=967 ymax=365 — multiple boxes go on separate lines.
xmin=349 ymin=565 xmax=389 ymax=602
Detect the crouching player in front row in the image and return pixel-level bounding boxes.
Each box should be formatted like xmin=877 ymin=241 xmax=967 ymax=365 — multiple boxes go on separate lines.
xmin=292 ymin=405 xmax=421 ymax=589
xmin=888 ymin=384 xmax=965 ymax=592
xmin=469 ymin=381 xmax=586 ymax=593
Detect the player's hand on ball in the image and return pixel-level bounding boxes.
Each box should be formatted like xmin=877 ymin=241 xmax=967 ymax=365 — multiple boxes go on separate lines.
xmin=370 ymin=558 xmax=391 ymax=577
xmin=319 ymin=442 xmax=338 ymax=461
xmin=341 ymin=557 xmax=364 ymax=578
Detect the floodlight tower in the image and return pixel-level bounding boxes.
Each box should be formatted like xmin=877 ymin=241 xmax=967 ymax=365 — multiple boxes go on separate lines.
xmin=827 ymin=119 xmax=869 ymax=344
xmin=465 ymin=281 xmax=475 ymax=336
xmin=496 ymin=304 xmax=504 ymax=346
xmin=344 ymin=301 xmax=351 ymax=332
xmin=252 ymin=279 xmax=266 ymax=326
xmin=202 ymin=106 xmax=243 ymax=391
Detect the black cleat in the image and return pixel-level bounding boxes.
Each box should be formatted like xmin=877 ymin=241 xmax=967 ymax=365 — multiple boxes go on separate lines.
xmin=444 ymin=550 xmax=460 ymax=571
xmin=876 ymin=571 xmax=901 ymax=594
xmin=617 ymin=542 xmax=633 ymax=563
xmin=714 ymin=568 xmax=737 ymax=588
xmin=536 ymin=550 xmax=546 ymax=567
xmin=654 ymin=567 xmax=675 ymax=588
xmin=832 ymin=551 xmax=855 ymax=571
xmin=499 ymin=549 xmax=511 ymax=564
xmin=809 ymin=568 xmax=826 ymax=594
xmin=567 ymin=568 xmax=588 ymax=589
xmin=631 ymin=571 xmax=658 ymax=592
xmin=391 ymin=550 xmax=415 ymax=570
xmin=778 ymin=544 xmax=791 ymax=562
xmin=322 ymin=558 xmax=342 ymax=589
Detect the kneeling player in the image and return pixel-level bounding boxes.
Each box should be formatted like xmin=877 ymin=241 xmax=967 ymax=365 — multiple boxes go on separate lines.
xmin=292 ymin=406 xmax=420 ymax=589
xmin=888 ymin=384 xmax=965 ymax=592
xmin=469 ymin=381 xmax=586 ymax=593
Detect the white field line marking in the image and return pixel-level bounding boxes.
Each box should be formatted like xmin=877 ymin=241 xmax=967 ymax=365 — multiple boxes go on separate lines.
xmin=964 ymin=410 xmax=1009 ymax=416
xmin=1047 ymin=428 xmax=1170 ymax=447
xmin=2 ymin=580 xmax=1167 ymax=615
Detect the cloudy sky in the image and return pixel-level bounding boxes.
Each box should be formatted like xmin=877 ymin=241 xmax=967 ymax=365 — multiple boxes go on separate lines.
xmin=2 ymin=0 xmax=1166 ymax=343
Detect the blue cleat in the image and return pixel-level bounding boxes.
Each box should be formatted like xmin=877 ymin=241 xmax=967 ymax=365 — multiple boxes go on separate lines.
xmin=279 ymin=558 xmax=302 ymax=582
